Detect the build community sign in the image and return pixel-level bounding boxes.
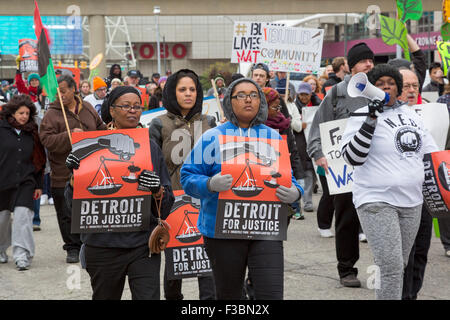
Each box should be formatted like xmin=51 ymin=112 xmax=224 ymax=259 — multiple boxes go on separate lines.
xmin=231 ymin=22 xmax=324 ymax=73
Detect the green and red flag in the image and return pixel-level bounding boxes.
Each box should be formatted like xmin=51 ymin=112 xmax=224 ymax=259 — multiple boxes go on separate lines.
xmin=34 ymin=0 xmax=58 ymax=102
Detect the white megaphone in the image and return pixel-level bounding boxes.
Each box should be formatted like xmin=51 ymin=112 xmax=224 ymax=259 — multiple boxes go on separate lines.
xmin=348 ymin=72 xmax=390 ymax=103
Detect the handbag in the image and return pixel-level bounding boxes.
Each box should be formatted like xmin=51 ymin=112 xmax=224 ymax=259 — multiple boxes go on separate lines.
xmin=148 ymin=187 xmax=170 ymax=254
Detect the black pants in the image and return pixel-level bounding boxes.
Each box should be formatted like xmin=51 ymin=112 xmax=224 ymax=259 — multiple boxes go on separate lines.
xmin=51 ymin=187 xmax=81 ymax=252
xmin=163 ymin=268 xmax=216 ymax=300
xmin=334 ymin=192 xmax=360 ymax=278
xmin=317 ymin=174 xmax=335 ymax=229
xmin=85 ymin=244 xmax=161 ymax=300
xmin=402 ymin=205 xmax=433 ymax=300
xmin=204 ymin=237 xmax=283 ymax=300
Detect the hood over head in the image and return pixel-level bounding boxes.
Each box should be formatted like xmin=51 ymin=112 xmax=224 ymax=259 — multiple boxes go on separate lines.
xmin=109 ymin=64 xmax=122 ymax=80
xmin=222 ymin=78 xmax=268 ymax=128
xmin=162 ymin=69 xmax=203 ymax=121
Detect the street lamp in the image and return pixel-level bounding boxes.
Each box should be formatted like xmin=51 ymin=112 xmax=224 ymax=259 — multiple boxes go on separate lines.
xmin=154 ymin=6 xmax=161 ymax=75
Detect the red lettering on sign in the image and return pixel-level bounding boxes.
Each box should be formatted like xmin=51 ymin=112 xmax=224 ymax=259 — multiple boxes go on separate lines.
xmin=172 ymin=44 xmax=187 ymax=59
xmin=139 ymin=44 xmax=154 ymax=59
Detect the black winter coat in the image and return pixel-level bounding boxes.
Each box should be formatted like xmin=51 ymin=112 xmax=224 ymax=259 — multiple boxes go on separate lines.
xmin=0 ymin=119 xmax=43 ymax=211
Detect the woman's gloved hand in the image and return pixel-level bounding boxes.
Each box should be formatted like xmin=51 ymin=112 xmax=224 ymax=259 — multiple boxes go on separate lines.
xmin=207 ymin=173 xmax=233 ymax=192
xmin=276 ymin=184 xmax=300 ymax=204
xmin=138 ymin=170 xmax=161 ymax=193
xmin=368 ymin=99 xmax=384 ymax=119
xmin=65 ymin=152 xmax=80 ymax=171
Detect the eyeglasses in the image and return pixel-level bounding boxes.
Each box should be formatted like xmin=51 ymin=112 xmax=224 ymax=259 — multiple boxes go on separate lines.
xmin=231 ymin=92 xmax=260 ymax=100
xmin=269 ymin=105 xmax=281 ymax=111
xmin=112 ymin=105 xmax=144 ymax=112
xmin=403 ymin=83 xmax=419 ymax=90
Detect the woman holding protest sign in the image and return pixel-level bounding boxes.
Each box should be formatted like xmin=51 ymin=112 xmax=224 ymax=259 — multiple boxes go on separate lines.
xmin=341 ymin=64 xmax=438 ymax=299
xmin=65 ymin=85 xmax=174 ymax=300
xmin=180 ymin=78 xmax=302 ymax=300
xmin=149 ymin=69 xmax=216 ymax=300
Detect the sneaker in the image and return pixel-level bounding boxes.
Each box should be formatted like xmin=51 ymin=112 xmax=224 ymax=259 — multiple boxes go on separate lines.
xmin=340 ymin=274 xmax=361 ymax=288
xmin=48 ymin=197 xmax=54 ymax=205
xmin=304 ymin=204 xmax=314 ymax=212
xmin=318 ymin=228 xmax=334 ymax=238
xmin=445 ymin=250 xmax=450 ymax=258
xmin=359 ymin=233 xmax=367 ymax=243
xmin=244 ymin=278 xmax=255 ymax=300
xmin=66 ymin=249 xmax=80 ymax=263
xmin=294 ymin=211 xmax=305 ymax=220
xmin=33 ymin=225 xmax=41 ymax=231
xmin=0 ymin=252 xmax=8 ymax=263
xmin=40 ymin=194 xmax=48 ymax=206
xmin=16 ymin=260 xmax=29 ymax=271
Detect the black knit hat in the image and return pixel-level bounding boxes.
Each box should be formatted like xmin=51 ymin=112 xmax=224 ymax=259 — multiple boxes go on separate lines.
xmin=347 ymin=42 xmax=374 ymax=71
xmin=367 ymin=63 xmax=403 ymax=97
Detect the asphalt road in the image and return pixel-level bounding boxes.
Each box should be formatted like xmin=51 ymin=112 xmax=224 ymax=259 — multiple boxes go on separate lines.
xmin=0 ymin=193 xmax=449 ymax=300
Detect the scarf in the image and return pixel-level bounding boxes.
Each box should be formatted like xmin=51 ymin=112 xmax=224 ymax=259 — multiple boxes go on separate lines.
xmin=265 ymin=112 xmax=291 ymax=132
xmin=7 ymin=116 xmax=46 ymax=173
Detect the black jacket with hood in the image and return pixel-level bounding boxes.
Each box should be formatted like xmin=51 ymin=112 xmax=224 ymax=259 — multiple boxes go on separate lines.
xmin=149 ymin=69 xmax=216 ymax=190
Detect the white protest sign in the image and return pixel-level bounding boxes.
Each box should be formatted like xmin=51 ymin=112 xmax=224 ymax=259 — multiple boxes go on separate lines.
xmin=203 ymin=96 xmax=222 ymax=123
xmin=140 ymin=97 xmax=224 ymax=129
xmin=140 ymin=107 xmax=167 ymax=128
xmin=301 ymin=106 xmax=319 ymax=146
xmin=409 ymin=103 xmax=449 ymax=151
xmin=231 ymin=22 xmax=264 ymax=64
xmin=231 ymin=21 xmax=284 ymax=64
xmin=319 ymin=119 xmax=354 ymax=195
xmin=259 ymin=25 xmax=324 ymax=73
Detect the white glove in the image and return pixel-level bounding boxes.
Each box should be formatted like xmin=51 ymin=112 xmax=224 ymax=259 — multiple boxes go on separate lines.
xmin=207 ymin=173 xmax=233 ymax=193
xmin=276 ymin=185 xmax=300 ymax=204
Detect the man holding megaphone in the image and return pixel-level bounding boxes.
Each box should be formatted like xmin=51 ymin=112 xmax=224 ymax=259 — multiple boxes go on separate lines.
xmin=307 ymin=42 xmax=375 ymax=288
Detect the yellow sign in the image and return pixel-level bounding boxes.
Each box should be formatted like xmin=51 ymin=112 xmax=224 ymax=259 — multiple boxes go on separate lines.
xmin=437 ymin=41 xmax=450 ymax=76
xmin=444 ymin=0 xmax=450 ymax=23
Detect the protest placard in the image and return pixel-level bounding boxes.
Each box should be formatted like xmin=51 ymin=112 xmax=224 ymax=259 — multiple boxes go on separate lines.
xmin=301 ymin=106 xmax=319 ymax=146
xmin=231 ymin=21 xmax=264 ymax=64
xmin=202 ymin=95 xmax=222 ymax=123
xmin=140 ymin=107 xmax=167 ymax=128
xmin=165 ymin=190 xmax=212 ymax=280
xmin=422 ymin=150 xmax=450 ymax=218
xmin=18 ymin=39 xmax=38 ymax=73
xmin=215 ymin=135 xmax=291 ymax=240
xmin=140 ymin=97 xmax=223 ymax=129
xmin=71 ymin=128 xmax=153 ymax=233
xmin=437 ymin=41 xmax=450 ymax=76
xmin=259 ymin=25 xmax=324 ymax=73
xmin=409 ymin=103 xmax=449 ymax=151
xmin=319 ymin=119 xmax=354 ymax=195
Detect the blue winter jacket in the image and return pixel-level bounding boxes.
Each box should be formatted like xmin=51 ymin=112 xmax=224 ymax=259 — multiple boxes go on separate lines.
xmin=180 ymin=78 xmax=302 ymax=238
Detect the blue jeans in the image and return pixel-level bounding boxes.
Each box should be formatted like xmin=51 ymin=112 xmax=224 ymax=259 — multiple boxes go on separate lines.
xmin=33 ymin=199 xmax=40 ymax=226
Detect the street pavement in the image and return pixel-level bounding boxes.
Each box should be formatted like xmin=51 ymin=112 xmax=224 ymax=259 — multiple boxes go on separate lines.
xmin=0 ymin=192 xmax=449 ymax=300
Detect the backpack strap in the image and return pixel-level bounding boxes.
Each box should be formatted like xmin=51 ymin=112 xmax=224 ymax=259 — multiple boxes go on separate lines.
xmin=331 ymin=84 xmax=338 ymax=119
